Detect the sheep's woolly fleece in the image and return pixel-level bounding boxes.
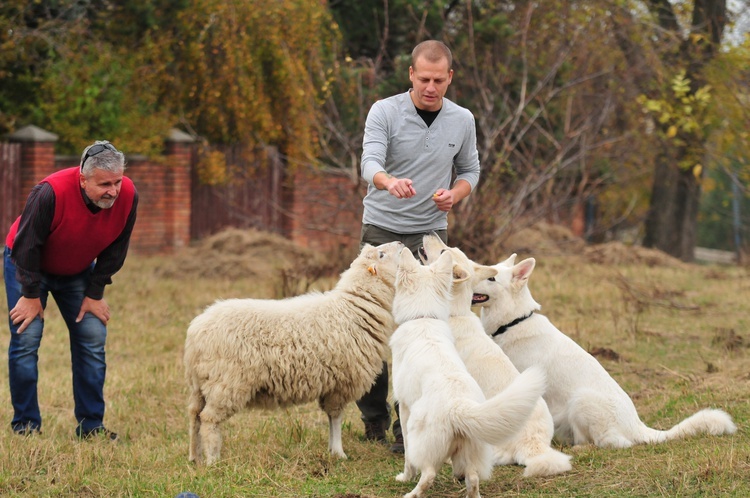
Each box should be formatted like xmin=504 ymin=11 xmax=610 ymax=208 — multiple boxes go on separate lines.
xmin=184 ymin=241 xmax=401 ymax=464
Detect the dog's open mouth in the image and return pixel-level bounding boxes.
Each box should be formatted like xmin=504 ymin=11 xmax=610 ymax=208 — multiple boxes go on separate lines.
xmin=471 ymin=293 xmax=489 ymax=305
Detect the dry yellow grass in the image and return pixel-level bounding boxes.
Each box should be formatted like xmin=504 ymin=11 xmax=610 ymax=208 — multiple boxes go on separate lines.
xmin=0 ymin=229 xmax=747 ymax=497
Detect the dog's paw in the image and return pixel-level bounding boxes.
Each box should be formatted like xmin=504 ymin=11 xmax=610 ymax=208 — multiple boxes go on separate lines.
xmin=396 ymin=472 xmax=409 ymax=482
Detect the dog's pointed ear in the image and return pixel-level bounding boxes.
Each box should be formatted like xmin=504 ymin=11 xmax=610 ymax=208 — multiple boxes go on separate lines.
xmin=435 ymin=250 xmax=453 ymax=274
xmin=474 ymin=264 xmax=498 ymax=281
xmin=452 ymin=263 xmax=470 ymax=283
xmin=399 ymin=246 xmax=418 ymax=269
xmin=501 ymin=253 xmax=518 ymax=267
xmin=512 ymin=258 xmax=536 ymax=289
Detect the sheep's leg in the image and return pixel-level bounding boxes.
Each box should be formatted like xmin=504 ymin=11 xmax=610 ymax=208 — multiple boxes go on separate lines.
xmin=327 ymin=411 xmax=347 ymax=459
xmin=198 ymin=405 xmax=224 ymax=466
xmin=187 ymin=387 xmax=206 ymax=463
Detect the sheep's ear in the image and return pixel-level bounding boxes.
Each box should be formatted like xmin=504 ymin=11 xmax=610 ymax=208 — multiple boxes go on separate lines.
xmin=512 ymin=258 xmax=535 ymax=289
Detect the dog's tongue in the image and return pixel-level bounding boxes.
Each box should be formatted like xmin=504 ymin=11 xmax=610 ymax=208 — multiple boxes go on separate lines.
xmin=471 ymin=294 xmax=488 ymax=305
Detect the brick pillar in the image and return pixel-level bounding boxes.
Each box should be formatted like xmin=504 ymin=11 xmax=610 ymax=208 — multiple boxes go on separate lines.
xmin=164 ymin=128 xmax=194 ymax=249
xmin=7 ymin=125 xmax=58 ymax=215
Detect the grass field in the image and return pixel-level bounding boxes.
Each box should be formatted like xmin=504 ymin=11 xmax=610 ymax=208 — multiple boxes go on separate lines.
xmin=0 ymin=246 xmax=748 ymax=497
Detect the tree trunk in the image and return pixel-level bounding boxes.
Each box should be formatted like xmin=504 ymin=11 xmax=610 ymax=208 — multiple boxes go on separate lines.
xmin=642 ymin=143 xmax=702 ymax=261
xmin=610 ymin=0 xmax=727 ymax=262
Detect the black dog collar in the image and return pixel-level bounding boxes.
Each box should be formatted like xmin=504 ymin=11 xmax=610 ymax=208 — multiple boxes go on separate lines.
xmin=492 ymin=311 xmax=534 ymax=337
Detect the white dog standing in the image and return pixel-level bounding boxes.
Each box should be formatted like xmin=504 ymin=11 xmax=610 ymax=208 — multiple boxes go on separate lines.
xmin=473 ymin=255 xmax=737 ymax=448
xmin=390 ymin=248 xmax=546 ymax=498
xmin=419 ymin=234 xmax=571 ymax=477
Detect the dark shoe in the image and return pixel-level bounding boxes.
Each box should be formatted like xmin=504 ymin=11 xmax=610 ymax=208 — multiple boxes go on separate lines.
xmin=363 ymin=420 xmax=388 ymax=442
xmin=390 ymin=433 xmax=404 ymax=454
xmin=78 ymin=426 xmax=118 ymax=441
xmin=13 ymin=423 xmax=41 ymax=436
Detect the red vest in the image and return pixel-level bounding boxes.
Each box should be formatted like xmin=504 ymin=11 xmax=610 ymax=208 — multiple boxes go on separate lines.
xmin=5 ymin=167 xmax=136 ymax=275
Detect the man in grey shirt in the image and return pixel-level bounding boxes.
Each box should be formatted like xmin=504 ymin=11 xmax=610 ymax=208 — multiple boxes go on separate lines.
xmin=356 ymin=40 xmax=480 ymax=453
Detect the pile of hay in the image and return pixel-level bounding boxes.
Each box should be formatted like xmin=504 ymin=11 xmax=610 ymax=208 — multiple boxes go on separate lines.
xmin=155 ymin=227 xmax=335 ymax=281
xmin=498 ymin=221 xmax=686 ymax=268
xmin=500 ymin=221 xmax=587 ymax=256
xmin=583 ymin=241 xmax=688 ymax=268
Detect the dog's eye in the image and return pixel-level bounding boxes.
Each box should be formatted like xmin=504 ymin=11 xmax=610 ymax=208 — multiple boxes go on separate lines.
xmin=488 ymin=277 xmax=496 ymax=282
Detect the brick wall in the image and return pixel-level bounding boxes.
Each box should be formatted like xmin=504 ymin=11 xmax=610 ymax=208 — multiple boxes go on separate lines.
xmin=286 ymin=167 xmax=364 ymax=256
xmin=3 ymin=126 xmax=365 ymax=256
xmin=20 ymin=142 xmax=57 ymax=205
xmin=5 ymin=126 xmax=194 ymax=255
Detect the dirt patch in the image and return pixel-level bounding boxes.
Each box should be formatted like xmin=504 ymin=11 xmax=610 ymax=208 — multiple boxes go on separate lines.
xmin=155 ymin=227 xmax=336 ymax=283
xmin=711 ymin=328 xmax=744 ymax=352
xmin=589 ymin=347 xmax=621 ymax=361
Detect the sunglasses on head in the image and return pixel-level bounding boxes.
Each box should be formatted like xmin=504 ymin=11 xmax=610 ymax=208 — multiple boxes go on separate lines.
xmin=80 ymin=142 xmax=117 ymax=171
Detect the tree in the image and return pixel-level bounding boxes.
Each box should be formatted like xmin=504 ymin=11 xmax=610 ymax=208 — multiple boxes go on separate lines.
xmin=159 ymin=0 xmax=339 ymax=166
xmin=1 ymin=0 xmax=340 ymax=162
xmin=441 ymin=0 xmax=749 ymax=261
xmin=610 ymin=0 xmax=737 ymax=261
xmin=430 ymin=2 xmax=654 ymax=257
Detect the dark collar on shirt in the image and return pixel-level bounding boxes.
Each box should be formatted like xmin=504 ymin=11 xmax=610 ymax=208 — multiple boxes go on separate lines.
xmin=415 ymin=105 xmax=441 ymax=127
xmin=80 ymin=187 xmax=102 ymax=214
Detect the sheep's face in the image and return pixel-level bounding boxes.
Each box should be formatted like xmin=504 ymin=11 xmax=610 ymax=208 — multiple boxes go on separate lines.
xmin=359 ymin=240 xmax=403 ymax=287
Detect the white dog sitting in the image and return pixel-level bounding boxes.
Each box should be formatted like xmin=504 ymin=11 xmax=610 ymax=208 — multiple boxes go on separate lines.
xmin=472 ymin=254 xmax=737 ymax=448
xmin=419 ymin=234 xmax=571 ymax=477
xmin=390 ymin=248 xmax=546 ymax=498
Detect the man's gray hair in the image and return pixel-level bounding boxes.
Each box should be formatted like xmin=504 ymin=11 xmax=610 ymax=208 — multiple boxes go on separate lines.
xmin=79 ymin=140 xmax=126 ymax=177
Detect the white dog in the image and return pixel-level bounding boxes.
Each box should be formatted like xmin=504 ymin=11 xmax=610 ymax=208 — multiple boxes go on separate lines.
xmin=473 ymin=254 xmax=737 ymax=448
xmin=389 ymin=248 xmax=546 ymax=498
xmin=419 ymin=234 xmax=571 ymax=477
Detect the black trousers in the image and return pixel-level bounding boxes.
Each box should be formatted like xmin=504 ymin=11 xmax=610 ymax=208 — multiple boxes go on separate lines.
xmin=355 ymin=224 xmax=448 ymax=437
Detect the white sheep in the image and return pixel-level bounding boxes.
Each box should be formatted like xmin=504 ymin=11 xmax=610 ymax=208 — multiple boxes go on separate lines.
xmin=184 ymin=241 xmax=403 ymax=465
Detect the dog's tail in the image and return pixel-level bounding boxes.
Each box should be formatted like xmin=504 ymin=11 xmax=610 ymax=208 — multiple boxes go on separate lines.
xmin=452 ymin=366 xmax=546 ymax=446
xmin=522 ymin=448 xmax=573 ymax=477
xmin=639 ymin=408 xmax=737 ymax=445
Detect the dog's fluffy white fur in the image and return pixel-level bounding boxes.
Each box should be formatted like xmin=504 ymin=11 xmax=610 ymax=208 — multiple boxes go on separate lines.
xmin=473 ymin=255 xmax=737 ymax=448
xmin=183 ymin=241 xmax=403 ymax=465
xmin=419 ymin=234 xmax=571 ymax=477
xmin=390 ymin=248 xmax=546 ymax=498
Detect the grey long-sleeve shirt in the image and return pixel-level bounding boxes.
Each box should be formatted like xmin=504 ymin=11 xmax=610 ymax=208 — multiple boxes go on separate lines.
xmin=360 ymin=90 xmax=480 ymax=233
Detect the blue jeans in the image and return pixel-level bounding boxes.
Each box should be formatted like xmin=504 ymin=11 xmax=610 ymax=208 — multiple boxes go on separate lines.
xmin=4 ymin=246 xmax=108 ymax=434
